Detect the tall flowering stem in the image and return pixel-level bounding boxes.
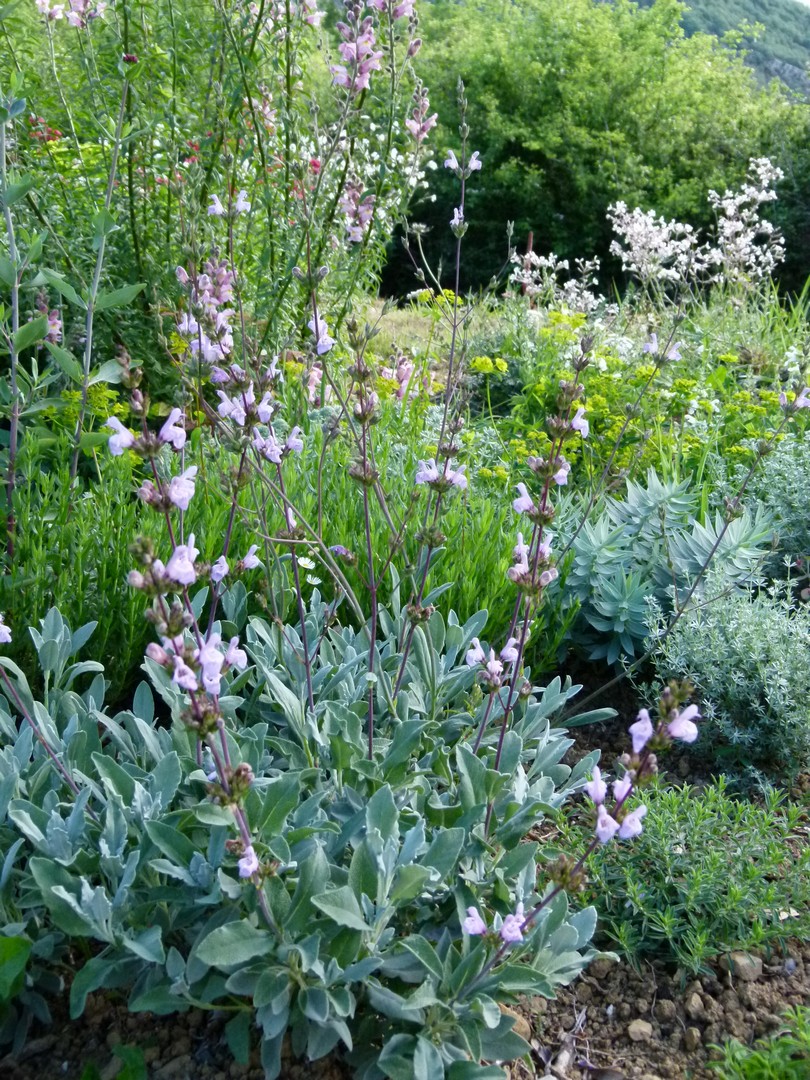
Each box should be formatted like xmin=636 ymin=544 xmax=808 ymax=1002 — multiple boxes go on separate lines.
xmin=394 ymin=83 xmax=480 ymax=694
xmin=69 ymin=76 xmax=130 ymax=482
xmin=478 ymin=341 xmax=592 ymax=808
xmin=0 ymin=108 xmax=20 ymax=560
xmin=107 ymin=398 xmax=282 ymax=933
xmin=459 ymin=684 xmax=700 ymax=1001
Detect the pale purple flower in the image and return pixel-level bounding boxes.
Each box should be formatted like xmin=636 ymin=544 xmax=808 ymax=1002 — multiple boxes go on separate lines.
xmin=500 ymin=910 xmax=525 ymax=944
xmin=253 ymin=430 xmax=283 ymax=463
xmin=629 ymin=708 xmax=653 ymax=754
xmin=176 ymin=266 xmax=190 ymax=285
xmin=210 ymin=557 xmax=228 ymax=584
xmin=238 ymin=845 xmax=259 ymax=877
xmin=257 ymin=392 xmax=274 ymax=423
xmin=450 ymin=207 xmax=464 ymax=229
xmin=242 ymin=545 xmax=260 ymax=570
xmin=485 ymin=650 xmax=503 ymax=682
xmin=537 ymin=538 xmax=553 ymax=560
xmin=415 ymin=458 xmax=439 ymax=485
xmin=286 ymin=426 xmax=304 ymax=454
xmin=513 ymin=482 xmax=535 ymax=516
xmin=0 ymin=615 xmax=11 ymax=644
xmin=448 ymin=465 xmax=467 ymax=490
xmin=462 ymin=907 xmax=487 ymax=936
xmin=198 ymin=635 xmax=225 ymax=695
xmin=168 ymin=466 xmax=197 ymax=511
xmin=145 ymin=642 xmax=169 ymax=666
xmin=465 ymin=637 xmax=486 ymax=667
xmin=46 ymin=309 xmax=62 ymax=344
xmin=796 ymin=387 xmax=810 ymax=409
xmin=552 ymin=460 xmax=571 ymax=486
xmin=596 ymin=805 xmax=620 ymax=844
xmin=667 ymin=342 xmax=683 ymax=362
xmin=500 ymin=638 xmax=519 ymax=663
xmin=160 ymin=408 xmax=186 ymax=450
xmin=571 ymin=408 xmax=589 ymax=438
xmin=584 ymin=766 xmax=607 ymax=805
xmin=225 ymin=636 xmax=248 ymax=670
xmin=444 ymin=149 xmax=459 ymax=172
xmin=307 ymin=316 xmax=335 ymax=355
xmin=166 ymin=534 xmax=199 ymax=587
xmin=513 ymin=533 xmax=530 ymax=561
xmin=642 ymin=333 xmax=658 ymax=354
xmin=539 ymin=567 xmax=558 ymax=587
xmin=105 ymin=416 xmax=135 ymax=456
xmin=668 ymin=703 xmax=700 ymax=743
xmin=467 ymin=151 xmax=482 ymax=172
xmin=234 ymin=190 xmax=251 ymax=214
xmin=618 ymin=804 xmax=647 ymax=839
xmin=173 ymin=657 xmax=198 ymax=692
xmin=208 ymin=194 xmax=226 ymax=217
xmin=613 ymin=773 xmax=633 ymax=802
xmin=217 ymin=391 xmax=247 ymax=427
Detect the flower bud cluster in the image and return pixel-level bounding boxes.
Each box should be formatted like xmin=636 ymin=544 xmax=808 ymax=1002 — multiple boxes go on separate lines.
xmin=506 ymin=531 xmax=558 ymax=597
xmin=584 ymin=682 xmax=700 ymax=846
xmin=405 ymin=86 xmax=436 ymax=145
xmin=208 ymin=761 xmax=255 ymax=807
xmin=340 ymin=179 xmax=376 ymax=244
xmin=331 ymin=9 xmax=384 ymax=94
xmin=176 ymin=259 xmax=236 ymax=368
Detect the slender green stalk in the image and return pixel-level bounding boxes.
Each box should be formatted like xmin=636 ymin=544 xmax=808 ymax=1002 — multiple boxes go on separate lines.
xmin=1 ymin=120 xmax=20 ymax=561
xmin=69 ymin=79 xmax=130 ymax=483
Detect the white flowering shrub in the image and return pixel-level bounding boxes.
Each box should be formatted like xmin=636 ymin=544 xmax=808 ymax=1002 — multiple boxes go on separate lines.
xmin=608 ymin=158 xmax=786 ymax=292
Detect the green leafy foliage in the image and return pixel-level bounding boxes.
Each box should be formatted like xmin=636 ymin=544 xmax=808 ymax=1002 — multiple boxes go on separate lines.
xmin=0 ymin=604 xmax=604 ymax=1075
xmin=561 ymin=778 xmax=810 ymax=974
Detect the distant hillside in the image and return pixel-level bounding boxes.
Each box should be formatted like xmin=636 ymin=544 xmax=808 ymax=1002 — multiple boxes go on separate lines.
xmin=639 ymin=0 xmax=810 ymax=92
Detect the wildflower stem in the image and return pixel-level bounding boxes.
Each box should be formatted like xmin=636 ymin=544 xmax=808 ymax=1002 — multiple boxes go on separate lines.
xmin=69 ymin=77 xmax=130 ymax=483
xmin=1 ymin=118 xmax=20 ymax=562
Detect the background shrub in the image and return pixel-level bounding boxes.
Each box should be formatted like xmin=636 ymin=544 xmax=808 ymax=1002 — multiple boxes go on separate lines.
xmin=652 ymin=587 xmax=810 ymax=786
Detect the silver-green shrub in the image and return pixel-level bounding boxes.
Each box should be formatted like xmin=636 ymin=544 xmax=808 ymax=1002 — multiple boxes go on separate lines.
xmin=652 ymin=586 xmax=810 ymax=785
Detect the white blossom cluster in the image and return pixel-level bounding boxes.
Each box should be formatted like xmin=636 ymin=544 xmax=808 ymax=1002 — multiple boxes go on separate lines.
xmin=608 ymin=158 xmax=786 ymax=291
xmin=706 ymin=158 xmax=785 ymax=286
xmin=508 ymin=251 xmax=603 ymax=314
xmin=607 ymin=203 xmax=703 ymax=286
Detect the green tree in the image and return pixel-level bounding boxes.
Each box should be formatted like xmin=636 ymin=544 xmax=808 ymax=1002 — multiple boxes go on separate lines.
xmin=392 ymin=0 xmax=808 ymax=293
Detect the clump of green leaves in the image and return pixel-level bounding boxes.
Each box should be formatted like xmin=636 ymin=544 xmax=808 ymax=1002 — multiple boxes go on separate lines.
xmin=652 ymin=586 xmax=810 ymax=786
xmin=559 ymin=778 xmax=810 ymax=975
xmin=711 ymin=1006 xmax=810 ymax=1079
